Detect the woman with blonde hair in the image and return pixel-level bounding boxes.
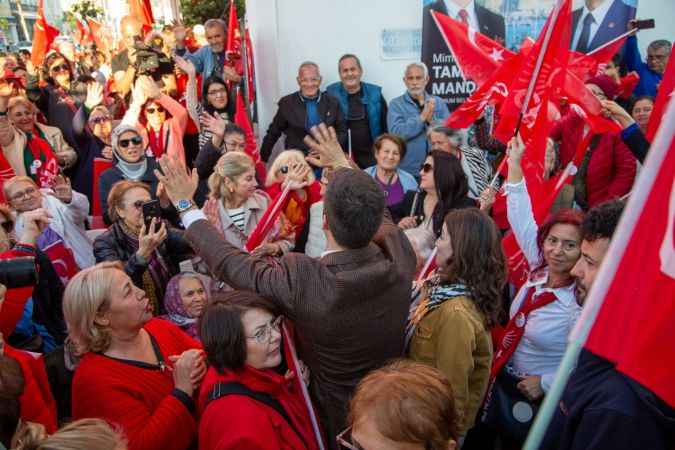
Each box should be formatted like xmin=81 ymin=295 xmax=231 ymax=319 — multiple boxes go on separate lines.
xmin=265 ymin=150 xmax=322 ymax=249
xmin=203 ymin=152 xmax=294 ymax=257
xmin=65 ymin=262 xmax=205 ymax=450
xmin=12 ymin=418 xmax=127 ymax=450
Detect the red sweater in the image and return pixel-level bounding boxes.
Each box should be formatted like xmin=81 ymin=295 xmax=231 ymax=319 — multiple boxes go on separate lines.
xmin=550 ymin=112 xmax=637 ymax=208
xmin=72 ymin=319 xmax=201 ymax=450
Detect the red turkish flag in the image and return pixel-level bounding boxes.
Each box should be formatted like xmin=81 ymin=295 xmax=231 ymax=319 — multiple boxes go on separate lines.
xmin=580 ymin=95 xmax=675 ymax=407
xmin=431 ymin=10 xmax=515 ymax=87
xmin=646 ymin=53 xmax=675 ymax=142
xmin=42 ymin=238 xmax=80 ymax=284
xmin=246 ymin=186 xmax=291 ymax=252
xmin=87 ymin=18 xmax=112 ymax=55
xmin=568 ymin=32 xmax=630 ymax=80
xmin=225 ymin=1 xmax=243 ymax=77
xmin=234 ymin=88 xmax=266 ymax=181
xmin=245 ymin=27 xmax=256 ymax=104
xmin=493 ymin=0 xmax=573 ymax=144
xmin=31 ymin=0 xmax=60 ymax=67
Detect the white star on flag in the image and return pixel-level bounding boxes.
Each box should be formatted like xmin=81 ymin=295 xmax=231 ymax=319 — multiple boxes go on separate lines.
xmin=489 ymin=48 xmax=505 ymax=63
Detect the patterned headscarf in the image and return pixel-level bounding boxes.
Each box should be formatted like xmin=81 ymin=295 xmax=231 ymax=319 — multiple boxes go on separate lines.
xmin=161 ymin=272 xmax=211 ymax=339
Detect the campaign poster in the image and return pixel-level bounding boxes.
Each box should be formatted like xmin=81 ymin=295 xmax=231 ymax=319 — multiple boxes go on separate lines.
xmin=421 ymin=0 xmax=638 ymax=111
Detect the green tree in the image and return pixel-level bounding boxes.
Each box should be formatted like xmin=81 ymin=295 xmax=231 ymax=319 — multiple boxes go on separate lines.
xmin=179 ymin=0 xmax=246 ymax=27
xmin=62 ymin=0 xmax=104 ymax=30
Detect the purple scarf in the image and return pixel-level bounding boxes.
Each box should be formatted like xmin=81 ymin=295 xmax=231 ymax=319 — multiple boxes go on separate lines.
xmin=161 ymin=273 xmax=211 ymax=339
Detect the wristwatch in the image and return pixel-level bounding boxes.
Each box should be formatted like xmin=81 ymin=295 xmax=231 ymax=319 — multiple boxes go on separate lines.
xmin=174 ymin=199 xmax=196 ymax=213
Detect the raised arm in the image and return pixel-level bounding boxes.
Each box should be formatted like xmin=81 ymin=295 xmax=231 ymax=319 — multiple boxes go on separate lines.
xmin=174 ymin=56 xmax=200 ymax=129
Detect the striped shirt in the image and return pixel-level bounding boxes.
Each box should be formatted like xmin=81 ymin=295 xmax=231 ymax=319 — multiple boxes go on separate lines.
xmin=227 ymin=207 xmax=246 ymax=231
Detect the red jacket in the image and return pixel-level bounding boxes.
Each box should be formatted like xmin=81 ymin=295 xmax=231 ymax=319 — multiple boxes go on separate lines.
xmin=72 ymin=319 xmax=201 ymax=450
xmin=550 ymin=111 xmax=637 ymax=208
xmin=198 ymin=363 xmax=320 ymax=450
xmin=5 ymin=345 xmax=58 ymax=433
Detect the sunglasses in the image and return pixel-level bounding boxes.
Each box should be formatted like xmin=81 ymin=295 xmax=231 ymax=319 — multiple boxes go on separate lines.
xmin=279 ymin=163 xmax=300 ymax=175
xmin=118 ymin=136 xmax=143 ymax=148
xmin=50 ymin=63 xmax=70 ymax=73
xmin=90 ymin=116 xmax=111 ymax=125
xmin=421 ymin=163 xmax=433 ymax=173
xmin=145 ymin=106 xmax=165 ymax=114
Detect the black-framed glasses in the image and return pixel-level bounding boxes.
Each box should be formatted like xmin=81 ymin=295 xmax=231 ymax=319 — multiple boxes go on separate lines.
xmin=50 ymin=63 xmax=70 ymax=74
xmin=118 ymin=136 xmax=143 ymax=148
xmin=145 ymin=106 xmax=165 ymax=114
xmin=421 ymin=163 xmax=433 ymax=173
xmin=90 ymin=116 xmax=112 ymax=125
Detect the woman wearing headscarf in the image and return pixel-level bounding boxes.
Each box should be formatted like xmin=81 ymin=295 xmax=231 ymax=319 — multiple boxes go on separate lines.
xmin=161 ymin=272 xmax=211 ymax=339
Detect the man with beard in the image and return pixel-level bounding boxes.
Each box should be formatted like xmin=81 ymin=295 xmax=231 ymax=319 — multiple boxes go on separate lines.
xmin=541 ymin=199 xmax=675 ymax=450
xmin=388 ymin=63 xmax=449 ymax=175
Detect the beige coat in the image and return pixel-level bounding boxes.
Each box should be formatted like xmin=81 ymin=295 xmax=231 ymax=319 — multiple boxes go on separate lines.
xmin=409 ymin=296 xmax=493 ymax=436
xmin=0 ymin=119 xmax=77 ymax=176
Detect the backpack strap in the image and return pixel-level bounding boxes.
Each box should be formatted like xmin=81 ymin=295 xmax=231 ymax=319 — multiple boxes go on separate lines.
xmin=206 ymin=381 xmax=306 ymax=448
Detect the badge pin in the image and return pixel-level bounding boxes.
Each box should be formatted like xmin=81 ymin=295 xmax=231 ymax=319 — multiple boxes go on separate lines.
xmin=515 ymin=312 xmax=526 ymax=328
xmin=609 ymin=22 xmax=615 ymax=28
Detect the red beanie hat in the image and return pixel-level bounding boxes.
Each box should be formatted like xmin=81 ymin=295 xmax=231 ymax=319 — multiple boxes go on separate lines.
xmin=586 ymin=74 xmax=620 ymax=100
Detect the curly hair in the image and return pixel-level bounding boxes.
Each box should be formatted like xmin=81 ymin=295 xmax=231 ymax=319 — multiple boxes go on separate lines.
xmin=437 ymin=208 xmax=507 ymax=328
xmin=581 ymin=199 xmax=625 ymax=242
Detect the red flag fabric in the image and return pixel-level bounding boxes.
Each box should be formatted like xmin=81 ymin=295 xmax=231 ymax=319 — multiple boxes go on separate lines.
xmin=581 ymin=96 xmax=675 ymax=407
xmin=234 ymin=88 xmax=266 ymax=181
xmin=568 ymin=32 xmax=630 ymax=80
xmin=245 ymin=28 xmax=256 ymax=104
xmin=31 ymin=0 xmax=60 ymax=67
xmin=225 ymin=2 xmax=243 ymax=77
xmin=245 ymin=186 xmax=291 ymax=252
xmin=86 ymin=18 xmax=112 ymax=55
xmin=42 ymin=238 xmax=80 ymax=284
xmin=127 ymin=0 xmax=154 ymax=33
xmin=92 ymin=157 xmax=113 ymax=218
xmin=431 ymin=11 xmax=516 ymax=87
xmin=646 ymin=52 xmax=675 ymax=142
xmin=493 ymin=0 xmax=573 ymax=144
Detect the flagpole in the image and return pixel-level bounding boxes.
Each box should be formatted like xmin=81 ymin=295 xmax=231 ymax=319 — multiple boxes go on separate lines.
xmin=513 ymin=0 xmax=565 ymax=137
xmin=523 ymin=94 xmax=675 ymax=450
xmin=585 ymin=28 xmax=637 ymax=57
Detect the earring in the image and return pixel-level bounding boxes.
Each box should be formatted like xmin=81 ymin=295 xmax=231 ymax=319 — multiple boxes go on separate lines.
xmin=229 ymin=187 xmax=234 ymax=193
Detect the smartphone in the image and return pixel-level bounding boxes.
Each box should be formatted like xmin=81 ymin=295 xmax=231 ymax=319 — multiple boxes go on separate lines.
xmin=634 ymin=19 xmax=655 ymax=30
xmin=142 ymin=200 xmax=162 ymax=232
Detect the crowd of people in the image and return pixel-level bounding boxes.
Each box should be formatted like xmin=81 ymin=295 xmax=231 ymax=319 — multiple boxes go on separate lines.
xmin=0 ymin=10 xmax=672 ymax=450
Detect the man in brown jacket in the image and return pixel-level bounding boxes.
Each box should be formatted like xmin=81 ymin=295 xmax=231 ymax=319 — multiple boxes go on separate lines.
xmin=156 ymin=124 xmax=417 ymax=448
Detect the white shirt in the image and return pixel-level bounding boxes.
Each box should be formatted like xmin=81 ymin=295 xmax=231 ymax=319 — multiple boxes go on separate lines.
xmin=571 ymin=0 xmax=615 ymax=51
xmin=504 ymin=179 xmax=581 ymax=392
xmin=444 ymin=0 xmax=480 ymax=32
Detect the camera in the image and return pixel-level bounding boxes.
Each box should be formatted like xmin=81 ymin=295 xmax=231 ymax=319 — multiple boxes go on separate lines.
xmin=0 ymin=256 xmax=37 ymax=289
xmin=133 ymin=41 xmax=173 ymax=80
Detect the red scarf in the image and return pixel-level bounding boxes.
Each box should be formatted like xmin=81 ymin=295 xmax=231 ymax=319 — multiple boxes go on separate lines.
xmin=490 ymin=287 xmax=557 ymax=381
xmin=147 ymin=124 xmax=167 ymax=158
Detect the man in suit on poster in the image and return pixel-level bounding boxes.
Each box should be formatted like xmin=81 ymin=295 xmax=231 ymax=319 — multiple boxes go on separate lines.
xmin=421 ymin=0 xmax=506 ymax=107
xmin=571 ymin=0 xmax=637 ymax=53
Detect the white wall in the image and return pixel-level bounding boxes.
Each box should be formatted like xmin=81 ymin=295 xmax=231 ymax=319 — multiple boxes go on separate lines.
xmin=247 ymin=0 xmax=674 ymax=135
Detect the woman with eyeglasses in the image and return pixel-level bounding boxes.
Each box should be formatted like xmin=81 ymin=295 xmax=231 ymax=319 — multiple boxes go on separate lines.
xmin=98 ymin=124 xmax=173 ymax=225
xmin=480 ymin=135 xmax=583 ymax=447
xmin=121 ymin=75 xmax=188 ymax=163
xmin=398 ymin=151 xmax=476 ymax=238
xmin=64 ymin=262 xmax=205 ymax=450
xmin=339 ymin=359 xmax=458 ymax=450
xmin=203 ymin=151 xmax=294 ymax=258
xmin=265 ymin=150 xmax=322 ymax=250
xmin=93 ymin=180 xmax=193 ymax=315
xmin=71 ymin=82 xmax=117 ymax=211
xmin=198 ymin=290 xmax=320 ymax=450
xmin=25 ymin=52 xmax=80 ymax=149
xmin=364 ymin=133 xmax=418 ymax=223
